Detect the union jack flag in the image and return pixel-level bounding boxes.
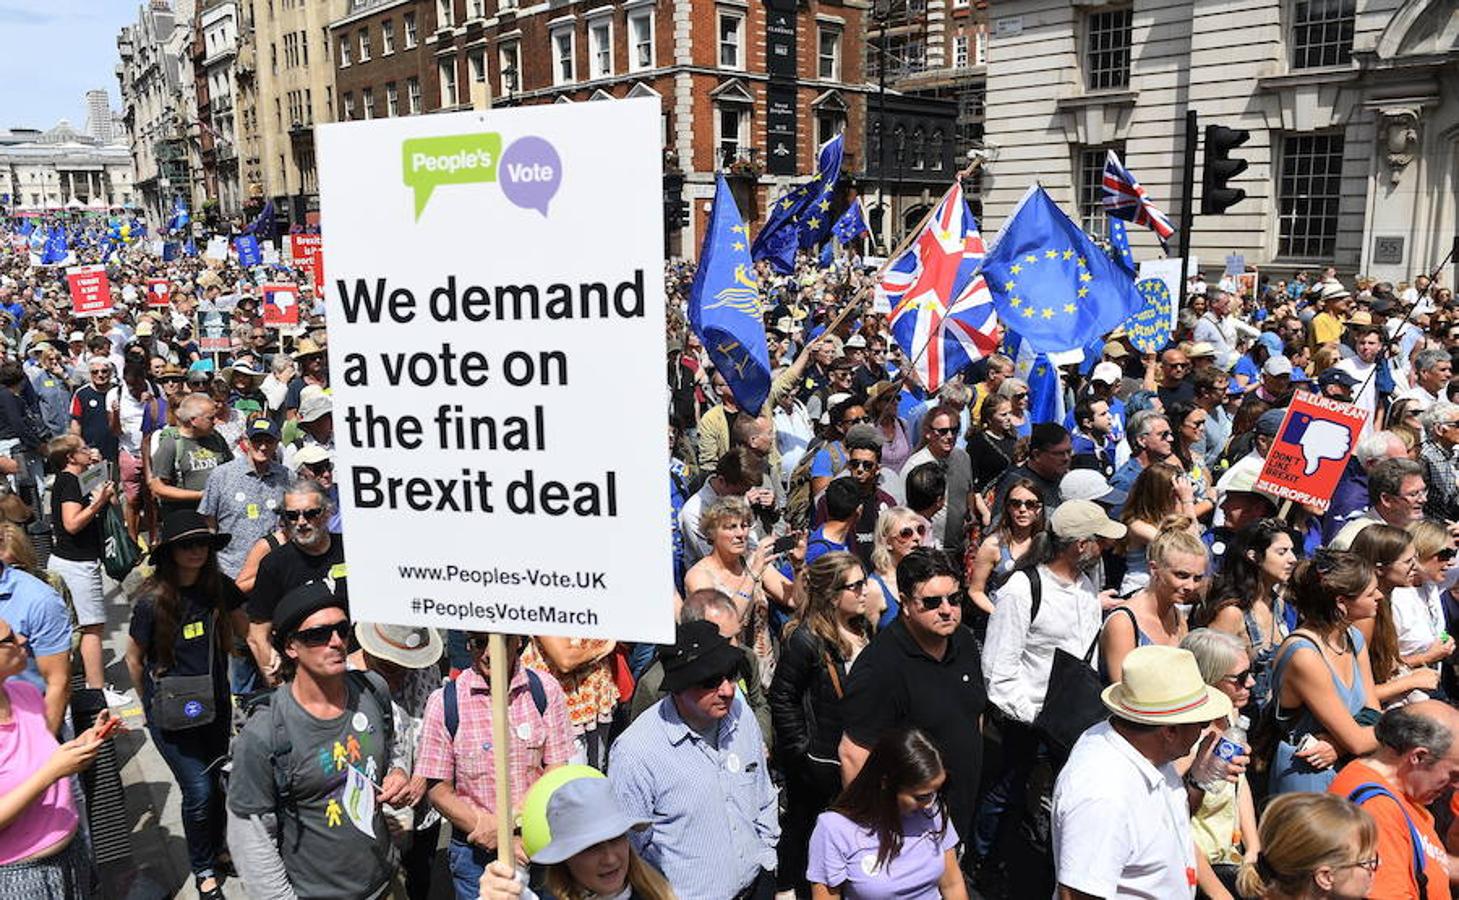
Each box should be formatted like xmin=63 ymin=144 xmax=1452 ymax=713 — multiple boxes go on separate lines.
xmin=878 ymin=183 xmax=1001 ymax=391
xmin=1102 ymin=150 xmax=1175 ymax=247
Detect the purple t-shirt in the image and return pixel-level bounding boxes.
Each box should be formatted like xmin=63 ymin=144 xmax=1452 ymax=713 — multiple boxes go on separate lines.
xmin=806 ymin=808 xmax=959 ymax=899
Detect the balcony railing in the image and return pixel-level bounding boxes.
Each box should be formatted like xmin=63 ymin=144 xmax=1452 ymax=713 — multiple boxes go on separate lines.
xmin=720 ymin=146 xmax=762 ymax=176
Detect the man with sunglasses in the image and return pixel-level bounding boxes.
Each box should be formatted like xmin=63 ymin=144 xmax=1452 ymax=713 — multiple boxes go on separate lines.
xmin=811 ymin=425 xmax=895 ymax=564
xmin=838 ymin=548 xmax=985 ymax=855
xmin=899 ymin=405 xmax=975 ymax=558
xmin=1156 ymin=348 xmax=1196 ymax=409
xmin=247 ymin=480 xmax=348 ymax=686
xmin=610 ymin=620 xmax=779 ymax=900
xmin=416 ymin=630 xmax=574 ymax=897
xmin=69 ymin=354 xmax=120 ymax=462
xmin=993 ymin=423 xmax=1073 ymax=523
xmin=1329 ymin=701 xmax=1459 ymax=900
xmin=228 ymin=581 xmax=410 ymax=900
xmin=1110 ymin=411 xmax=1173 ymax=511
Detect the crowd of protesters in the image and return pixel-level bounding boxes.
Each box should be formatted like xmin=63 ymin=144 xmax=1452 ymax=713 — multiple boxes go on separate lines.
xmin=6 ymin=212 xmax=1459 ymax=900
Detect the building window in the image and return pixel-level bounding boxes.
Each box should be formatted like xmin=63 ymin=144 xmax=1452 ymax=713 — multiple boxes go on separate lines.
xmin=407 ymin=76 xmax=421 ymax=113
xmin=342 ymin=92 xmax=355 ymax=120
xmin=1077 ymin=143 xmax=1124 ymax=233
xmin=717 ymin=105 xmax=747 ymax=164
xmin=439 ymin=56 xmax=458 ymax=106
xmin=590 ymin=20 xmax=612 ymax=79
xmin=437 ymin=0 xmax=454 ymax=28
xmin=818 ymin=28 xmax=840 ymax=80
xmin=553 ymin=28 xmax=575 ymax=85
xmin=358 ymin=28 xmax=370 ymax=62
xmin=718 ymin=13 xmax=743 ymax=69
xmin=301 ymin=30 xmax=309 ymax=65
xmin=304 ymin=87 xmax=313 ymax=124
xmin=385 ymin=82 xmax=399 ymax=116
xmin=468 ymin=49 xmax=486 ymax=84
xmin=929 ymin=130 xmax=945 ymax=170
xmin=816 ymin=110 xmax=845 ymax=148
xmin=1085 ymin=6 xmax=1132 ymax=90
xmin=1277 ymin=133 xmax=1344 ymax=258
xmin=629 ymin=10 xmax=654 ymax=71
xmin=381 ymin=20 xmax=394 ymax=54
xmin=1292 ymin=0 xmax=1355 ymax=69
xmin=469 ymin=0 xmax=485 ymax=17
xmin=911 ymin=128 xmax=926 ymax=170
xmin=953 ymin=34 xmax=968 ymax=68
xmin=404 ymin=12 xmax=418 ymax=47
xmin=362 ymin=87 xmax=374 ymax=119
xmin=974 ymin=29 xmax=987 ymax=64
xmin=338 ymin=35 xmax=350 ymax=66
xmin=499 ymin=41 xmax=521 ymax=94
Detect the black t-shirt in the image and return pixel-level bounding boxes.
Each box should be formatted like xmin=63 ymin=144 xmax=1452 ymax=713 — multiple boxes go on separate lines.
xmin=248 ymin=536 xmax=349 ymax=622
xmin=1157 ymin=380 xmax=1197 ymax=410
xmin=50 ymin=471 xmax=102 ymax=561
xmin=71 ymin=385 xmax=118 ymax=460
xmin=839 ymin=617 xmax=986 ymax=840
xmin=128 ymin=580 xmax=246 ymax=709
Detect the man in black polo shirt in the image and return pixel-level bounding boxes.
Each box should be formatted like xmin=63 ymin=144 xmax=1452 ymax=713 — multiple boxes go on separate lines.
xmin=991 ymin=423 xmax=1071 ymax=523
xmin=838 ymin=547 xmax=986 ymax=845
xmin=246 ymin=478 xmax=348 ymax=686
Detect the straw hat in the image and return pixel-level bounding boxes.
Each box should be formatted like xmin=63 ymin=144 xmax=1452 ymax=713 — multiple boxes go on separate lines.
xmin=1101 ymin=645 xmax=1233 ymax=725
xmin=354 ymin=623 xmax=443 ymax=670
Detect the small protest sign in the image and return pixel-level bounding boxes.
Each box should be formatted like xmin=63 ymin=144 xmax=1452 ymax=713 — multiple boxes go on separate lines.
xmin=289 ymin=234 xmax=325 ymax=296
xmin=147 ymin=278 xmax=171 ymax=309
xmin=206 ymin=237 xmax=228 ymax=261
xmin=235 ymin=235 xmax=261 ymax=267
xmin=198 ymin=303 xmax=232 ymax=352
xmin=67 ymin=265 xmax=113 ymax=317
xmin=261 ymin=283 xmax=300 ymax=328
xmin=1253 ymin=394 xmax=1368 ymax=513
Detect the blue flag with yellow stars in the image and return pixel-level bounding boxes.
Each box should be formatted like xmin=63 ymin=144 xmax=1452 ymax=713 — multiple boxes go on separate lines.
xmin=832 ymin=197 xmax=869 ymax=245
xmin=752 ymin=134 xmax=844 ymax=274
xmin=980 ymin=185 xmax=1142 ymax=354
xmin=1108 ymin=217 xmax=1135 ymax=274
xmin=690 ymin=175 xmax=772 ymax=413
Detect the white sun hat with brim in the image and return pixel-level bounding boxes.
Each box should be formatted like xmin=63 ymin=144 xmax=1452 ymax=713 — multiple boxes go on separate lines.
xmin=1101 ymin=645 xmax=1234 ymax=726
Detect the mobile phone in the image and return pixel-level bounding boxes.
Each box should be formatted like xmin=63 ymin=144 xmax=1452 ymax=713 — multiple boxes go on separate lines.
xmin=95 ymin=715 xmax=123 ymax=740
xmin=772 ymin=533 xmax=801 ymax=555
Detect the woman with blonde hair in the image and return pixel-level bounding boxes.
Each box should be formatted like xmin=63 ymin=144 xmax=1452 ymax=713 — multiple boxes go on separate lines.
xmin=1236 ymin=793 xmax=1376 ymax=899
xmin=769 ymin=551 xmax=871 ymax=896
xmin=997 ymin=377 xmax=1031 ymax=438
xmin=865 ymin=506 xmax=927 ymax=628
xmin=1394 ymin=520 xmax=1457 ymax=694
xmin=1117 ymin=462 xmax=1202 ymax=595
xmin=683 ymin=495 xmax=796 ymax=686
xmin=1348 ymin=524 xmax=1437 ymax=707
xmin=1101 ymin=521 xmax=1205 ymax=682
xmin=1179 ymin=628 xmax=1262 ymax=897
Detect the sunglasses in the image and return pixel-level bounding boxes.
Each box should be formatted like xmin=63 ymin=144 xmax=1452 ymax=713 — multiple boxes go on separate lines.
xmin=914 ymin=592 xmax=961 ymax=612
xmin=282 ymin=507 xmax=326 ymax=523
xmin=292 ymin=620 xmax=350 ymax=647
xmin=303 ymin=460 xmax=334 ymax=474
xmin=1221 ymin=668 xmax=1253 ymax=685
xmin=840 ymin=577 xmax=868 ymax=593
xmin=695 ymin=668 xmax=738 ymax=691
xmin=843 ymin=415 xmax=872 ymax=426
xmin=1007 ymin=498 xmax=1042 ymax=511
xmin=846 ymin=459 xmax=876 ymax=472
xmin=159 ymin=376 xmax=183 ymax=384
xmin=897 ymin=524 xmax=927 ymax=540
xmin=1437 ymin=549 xmax=1457 ymax=562
xmin=931 ymin=426 xmax=958 ymax=437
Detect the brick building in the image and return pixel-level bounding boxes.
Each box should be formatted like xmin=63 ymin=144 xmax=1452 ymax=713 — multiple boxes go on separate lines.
xmin=327 ymin=0 xmax=869 ymax=257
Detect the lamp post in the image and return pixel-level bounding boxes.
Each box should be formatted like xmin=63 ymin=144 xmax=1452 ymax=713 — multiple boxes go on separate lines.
xmin=873 ymin=0 xmax=889 ymax=252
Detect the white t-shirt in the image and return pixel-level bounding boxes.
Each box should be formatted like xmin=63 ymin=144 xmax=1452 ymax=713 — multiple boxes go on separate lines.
xmin=1053 ymin=720 xmax=1197 ymax=899
xmin=1335 ymin=357 xmax=1378 ymax=436
xmin=1392 ymin=584 xmax=1444 ymax=658
xmin=105 ymin=386 xmax=148 ymax=456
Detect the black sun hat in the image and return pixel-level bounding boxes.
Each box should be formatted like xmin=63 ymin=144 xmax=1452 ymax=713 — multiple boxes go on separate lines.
xmin=149 ymin=510 xmax=231 ymax=564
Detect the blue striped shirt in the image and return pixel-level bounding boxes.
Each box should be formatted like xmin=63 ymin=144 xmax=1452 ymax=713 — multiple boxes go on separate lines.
xmin=609 ymin=694 xmax=779 ymax=899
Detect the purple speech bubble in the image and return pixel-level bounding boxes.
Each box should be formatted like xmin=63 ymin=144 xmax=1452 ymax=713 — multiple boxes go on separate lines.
xmin=498 ymin=136 xmax=562 ymax=217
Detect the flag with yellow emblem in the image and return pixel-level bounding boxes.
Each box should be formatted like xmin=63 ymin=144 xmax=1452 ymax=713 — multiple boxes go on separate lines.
xmin=689 ymin=175 xmax=772 ymax=412
xmin=980 ymin=185 xmax=1142 ymax=354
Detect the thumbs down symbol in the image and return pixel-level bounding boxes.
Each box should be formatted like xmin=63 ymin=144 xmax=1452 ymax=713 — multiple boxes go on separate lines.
xmin=1296 ymin=418 xmax=1353 ymax=475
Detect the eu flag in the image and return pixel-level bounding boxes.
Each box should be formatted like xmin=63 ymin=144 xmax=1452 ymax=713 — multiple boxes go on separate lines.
xmin=832 ymin=197 xmax=868 ymax=245
xmin=980 ymin=185 xmax=1141 ymax=354
xmin=241 ymin=200 xmax=275 ymax=239
xmin=167 ymin=197 xmax=190 ymax=232
xmin=1108 ymin=217 xmax=1135 ymax=274
xmin=41 ymin=227 xmax=68 ymax=265
xmin=235 ymin=235 xmax=262 ymax=267
xmin=751 ymin=134 xmax=844 ymax=274
xmin=689 ymin=176 xmax=772 ymax=413
xmin=1008 ymin=331 xmax=1065 ymax=426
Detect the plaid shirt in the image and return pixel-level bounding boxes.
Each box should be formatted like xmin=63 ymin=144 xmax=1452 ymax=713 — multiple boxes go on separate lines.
xmin=1420 ymin=440 xmax=1459 ymax=523
xmin=415 ymin=664 xmax=575 ymax=815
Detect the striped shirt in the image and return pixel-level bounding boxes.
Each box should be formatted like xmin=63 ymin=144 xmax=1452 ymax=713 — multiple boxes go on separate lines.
xmin=609 ymin=694 xmax=779 ymax=900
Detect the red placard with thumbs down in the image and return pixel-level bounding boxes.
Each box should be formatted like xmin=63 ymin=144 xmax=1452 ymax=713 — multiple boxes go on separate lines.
xmin=1253 ymin=394 xmax=1369 ymax=513
xmin=261 ymin=283 xmax=301 ymax=328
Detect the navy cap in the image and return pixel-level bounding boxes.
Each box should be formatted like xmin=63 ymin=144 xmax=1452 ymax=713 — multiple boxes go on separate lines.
xmin=1318 ymin=368 xmax=1360 ymax=390
xmin=1255 ymin=408 xmax=1288 ymax=437
xmin=247 ymin=417 xmax=282 ymax=441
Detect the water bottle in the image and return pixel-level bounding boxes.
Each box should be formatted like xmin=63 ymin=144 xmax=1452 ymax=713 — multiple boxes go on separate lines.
xmin=1213 ymin=715 xmax=1249 ymax=763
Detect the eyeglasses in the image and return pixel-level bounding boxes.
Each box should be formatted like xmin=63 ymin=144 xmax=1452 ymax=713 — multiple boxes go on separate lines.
xmin=291 ymin=620 xmax=350 ymax=647
xmin=1338 ymin=857 xmax=1381 ymax=874
xmin=281 ymin=507 xmax=326 ymax=523
xmin=846 ymin=459 xmax=876 ymax=472
xmin=914 ymin=592 xmax=961 ymax=612
xmin=1221 ymin=668 xmax=1253 ymax=685
xmin=840 ymin=577 xmax=868 ymax=593
xmin=1007 ymin=498 xmax=1043 ymax=511
xmin=897 ymin=524 xmax=927 ymax=540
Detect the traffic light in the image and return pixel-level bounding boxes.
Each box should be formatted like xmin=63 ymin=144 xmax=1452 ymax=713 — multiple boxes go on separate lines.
xmin=1201 ymin=124 xmax=1250 ymax=215
xmin=663 ymin=173 xmax=687 ymax=232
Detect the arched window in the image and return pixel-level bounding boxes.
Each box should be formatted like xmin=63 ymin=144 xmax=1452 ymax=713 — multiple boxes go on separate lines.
xmin=911 ymin=128 xmax=925 ymax=170
xmin=928 ymin=130 xmax=944 ymax=170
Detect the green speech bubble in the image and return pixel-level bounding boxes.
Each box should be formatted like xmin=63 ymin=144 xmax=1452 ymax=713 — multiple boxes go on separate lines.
xmin=402 ymin=133 xmax=503 ymax=220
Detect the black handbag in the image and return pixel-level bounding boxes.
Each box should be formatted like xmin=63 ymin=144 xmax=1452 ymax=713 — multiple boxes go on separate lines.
xmin=149 ymin=615 xmax=219 ymax=731
xmin=1029 ymin=577 xmax=1113 ymax=757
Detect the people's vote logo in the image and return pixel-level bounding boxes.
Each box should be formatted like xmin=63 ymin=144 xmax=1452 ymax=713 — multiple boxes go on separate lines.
xmin=1281 ymin=410 xmax=1354 ymax=475
xmin=402 ymin=132 xmax=561 ymax=219
xmin=183 ymin=700 xmax=204 ymax=718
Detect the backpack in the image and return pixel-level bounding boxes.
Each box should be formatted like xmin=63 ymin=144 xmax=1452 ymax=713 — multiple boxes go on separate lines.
xmin=442 ymin=668 xmax=548 ymax=739
xmin=786 ymin=439 xmax=844 ymax=531
xmin=1347 ymin=782 xmax=1430 ymax=900
xmin=231 ymin=669 xmax=394 ymax=851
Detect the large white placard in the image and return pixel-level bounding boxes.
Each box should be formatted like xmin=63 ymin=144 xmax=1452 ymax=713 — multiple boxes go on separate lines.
xmin=316 ymin=100 xmax=671 ymax=643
